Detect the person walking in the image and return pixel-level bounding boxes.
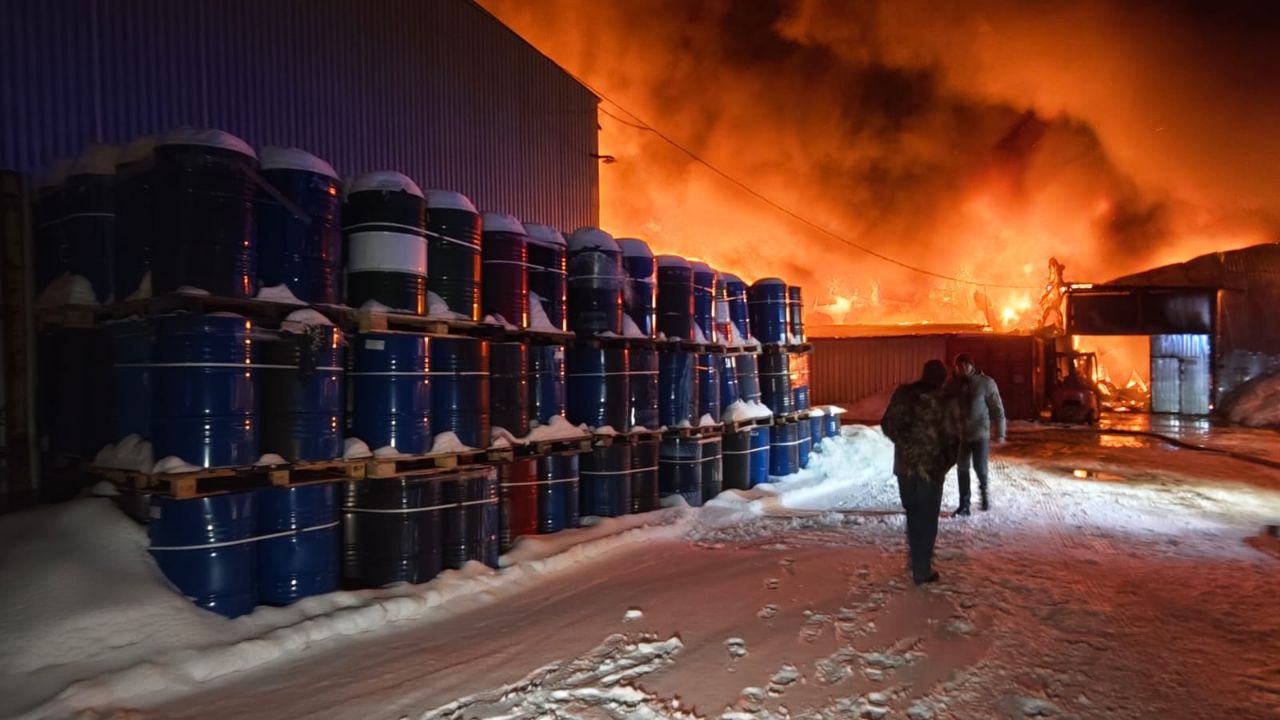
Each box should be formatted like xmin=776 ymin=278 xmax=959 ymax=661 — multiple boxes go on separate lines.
xmin=946 ymin=353 xmax=1007 ymax=515
xmin=881 ymin=360 xmax=961 ymax=584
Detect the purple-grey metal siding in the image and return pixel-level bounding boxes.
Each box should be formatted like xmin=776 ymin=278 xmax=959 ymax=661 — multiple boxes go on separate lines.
xmin=0 ymin=0 xmax=599 ymax=230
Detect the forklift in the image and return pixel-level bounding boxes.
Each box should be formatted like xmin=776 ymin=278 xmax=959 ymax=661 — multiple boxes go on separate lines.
xmin=1050 ymin=350 xmax=1101 ymax=424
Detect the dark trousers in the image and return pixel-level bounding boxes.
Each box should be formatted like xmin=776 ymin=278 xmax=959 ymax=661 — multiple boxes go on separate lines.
xmin=897 ymin=474 xmax=944 ymax=581
xmin=957 ymin=439 xmax=990 ymax=509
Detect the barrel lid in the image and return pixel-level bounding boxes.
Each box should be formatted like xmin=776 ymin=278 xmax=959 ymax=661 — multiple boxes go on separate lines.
xmin=752 ymin=277 xmax=786 ymax=287
xmin=720 ymin=272 xmax=745 ymax=285
xmin=616 ymin=238 xmax=654 ymax=258
xmin=656 ymin=254 xmax=691 ymax=268
xmin=689 ymin=260 xmax=715 ymax=276
xmin=118 ymin=135 xmax=158 ymax=165
xmin=523 ymin=223 xmax=566 ymax=248
xmin=426 ymin=189 xmax=478 ymax=213
xmin=159 ymin=127 xmax=257 ymax=160
xmin=259 ymin=146 xmax=339 ymax=180
xmin=481 ymin=211 xmax=526 ymax=235
xmin=345 ymin=171 xmax=424 ymax=200
xmin=568 ymin=227 xmax=619 ymax=252
xmin=71 ymin=144 xmax=121 ymax=176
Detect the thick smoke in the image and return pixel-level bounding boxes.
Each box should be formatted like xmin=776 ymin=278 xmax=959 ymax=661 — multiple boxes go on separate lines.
xmin=480 ymin=0 xmax=1280 ymax=325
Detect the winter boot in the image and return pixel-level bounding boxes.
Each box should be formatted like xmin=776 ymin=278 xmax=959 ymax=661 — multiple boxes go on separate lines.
xmin=980 ymin=490 xmax=990 ymax=512
xmin=954 ymin=504 xmax=971 ymax=516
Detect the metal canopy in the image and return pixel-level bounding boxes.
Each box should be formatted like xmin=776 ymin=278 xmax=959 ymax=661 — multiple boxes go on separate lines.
xmin=1066 ymin=286 xmax=1216 ymax=336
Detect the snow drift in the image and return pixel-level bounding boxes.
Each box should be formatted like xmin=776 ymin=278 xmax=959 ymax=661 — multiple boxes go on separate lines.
xmin=1217 ymin=369 xmax=1280 ymax=428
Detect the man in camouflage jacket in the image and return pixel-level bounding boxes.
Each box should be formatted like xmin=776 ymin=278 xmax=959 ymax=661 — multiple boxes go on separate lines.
xmin=881 ymin=359 xmax=962 ymax=584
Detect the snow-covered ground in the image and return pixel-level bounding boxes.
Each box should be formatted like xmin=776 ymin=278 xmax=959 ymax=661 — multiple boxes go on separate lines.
xmin=2 ymin=424 xmax=1279 ymax=719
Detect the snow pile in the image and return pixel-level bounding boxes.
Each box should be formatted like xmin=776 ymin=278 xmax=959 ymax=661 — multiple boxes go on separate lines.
xmin=255 ymin=283 xmax=306 ymax=305
xmin=342 ymin=438 xmax=372 ymax=460
xmin=281 ymin=308 xmax=333 ymax=331
xmin=1217 ymin=369 xmax=1280 ymax=428
xmin=700 ymin=425 xmax=895 ymax=528
xmin=35 ymin=274 xmax=97 ymax=307
xmin=483 ymin=313 xmax=519 ymax=331
xmin=723 ymin=399 xmax=773 ymax=422
xmin=255 ymin=453 xmax=288 ymax=466
xmin=426 ymin=291 xmax=467 ymax=320
xmin=152 ymin=455 xmax=201 ymax=474
xmin=525 ymin=416 xmax=591 ymax=442
xmin=92 ymin=434 xmax=154 ymax=473
xmin=622 ymin=314 xmax=648 ymax=338
xmin=430 ymin=431 xmax=473 ymax=454
xmin=526 ymin=291 xmax=561 ymax=333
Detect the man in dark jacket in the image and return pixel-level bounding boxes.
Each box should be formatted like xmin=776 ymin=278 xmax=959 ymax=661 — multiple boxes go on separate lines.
xmin=945 ymin=353 xmax=1007 ymax=515
xmin=881 ymin=360 xmax=961 ymax=584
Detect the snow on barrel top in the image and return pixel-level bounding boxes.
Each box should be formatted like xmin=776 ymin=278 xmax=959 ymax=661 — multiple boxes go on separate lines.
xmin=656 ymin=254 xmax=691 ymax=268
xmin=159 ymin=127 xmax=257 ymax=159
xmin=568 ymin=226 xmax=619 ymax=252
xmin=721 ymin=272 xmax=744 ymax=284
xmin=425 ymin=189 xmax=478 ymax=213
xmin=481 ymin=211 xmax=526 ymax=234
xmin=524 ymin=223 xmax=567 ymax=248
xmin=753 ymin=277 xmax=785 ymax=286
xmin=71 ymin=144 xmax=121 ymax=175
xmin=259 ymin=146 xmax=339 ymax=179
xmin=118 ymin=135 xmax=158 ymax=165
xmin=616 ymin=237 xmax=654 ymax=258
xmin=344 ymin=170 xmax=423 ymax=200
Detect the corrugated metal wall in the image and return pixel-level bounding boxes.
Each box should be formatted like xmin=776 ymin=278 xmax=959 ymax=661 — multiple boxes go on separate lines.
xmin=0 ymin=0 xmax=599 ymax=229
xmin=810 ymin=336 xmax=948 ymax=420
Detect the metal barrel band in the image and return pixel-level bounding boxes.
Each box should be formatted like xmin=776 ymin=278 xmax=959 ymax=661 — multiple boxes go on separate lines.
xmin=342 ymin=503 xmax=455 ymax=515
xmin=722 ymin=447 xmax=770 ymax=455
xmin=149 ymin=520 xmax=340 ymax=551
xmin=342 ymin=220 xmax=427 ymax=236
xmin=425 ymin=229 xmax=481 ymax=251
xmin=580 ymin=468 xmax=634 ymax=476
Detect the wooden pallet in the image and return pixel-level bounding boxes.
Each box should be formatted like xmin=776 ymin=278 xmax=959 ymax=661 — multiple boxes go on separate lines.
xmin=510 ymin=435 xmax=593 ymax=457
xmin=663 ymin=423 xmax=725 ymax=439
xmin=722 ymin=415 xmax=775 ymax=433
xmin=361 ymin=446 xmax=513 ymax=478
xmin=92 ymin=458 xmax=360 ymax=499
xmin=759 ymin=342 xmax=813 ymax=354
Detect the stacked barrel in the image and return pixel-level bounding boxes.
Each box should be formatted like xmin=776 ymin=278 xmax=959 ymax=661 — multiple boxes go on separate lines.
xmin=32 ymin=130 xmax=829 ymax=619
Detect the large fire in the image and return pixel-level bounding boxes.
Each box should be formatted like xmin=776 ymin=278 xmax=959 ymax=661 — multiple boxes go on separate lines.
xmin=480 ymin=1 xmax=1278 ymax=330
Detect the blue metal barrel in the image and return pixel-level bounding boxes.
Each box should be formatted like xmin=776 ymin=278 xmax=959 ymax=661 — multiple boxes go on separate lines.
xmin=151 ymin=313 xmax=257 ymax=468
xmin=500 ymin=458 xmax=538 ymax=551
xmin=107 ymin=318 xmax=153 ymax=441
xmin=62 ymin=145 xmax=118 ymax=302
xmin=825 ymin=410 xmax=842 ymax=438
xmin=341 ymin=473 xmax=443 ymax=588
xmin=149 ymin=492 xmax=258 ymax=617
xmin=760 ymin=351 xmax=795 ymax=415
xmin=113 ymin=136 xmax=157 ymax=300
xmin=630 ymin=437 xmax=660 ymax=513
xmin=721 ymin=430 xmax=751 ymax=491
xmin=659 ymin=437 xmax=701 ymax=506
xmin=350 ymin=332 xmax=431 ymax=455
xmin=527 ymin=344 xmax=566 ymax=424
xmin=749 ymin=278 xmax=789 ymax=345
xmin=567 ymin=228 xmax=624 ymax=336
xmin=697 ymin=353 xmax=721 ymax=422
xmin=617 ymin=238 xmax=656 ymax=337
xmin=34 ymin=163 xmax=69 ymax=295
xmin=480 ymin=212 xmax=529 ymax=328
xmin=791 ymin=351 xmax=811 ymax=411
xmin=770 ymin=421 xmax=801 ymax=477
xmin=426 ymin=190 xmax=482 ymax=321
xmin=656 ymin=255 xmax=695 ymax=341
xmin=787 ymin=285 xmax=805 ymax=343
xmin=524 ymin=223 xmax=568 ymax=331
xmin=343 ymin=171 xmax=427 ymax=315
xmin=748 ymin=426 xmax=772 ymax=486
xmin=809 ymin=412 xmax=825 ymax=452
xmin=428 ymin=336 xmax=490 ymax=449
xmin=797 ymin=418 xmax=813 ymax=468
xmin=628 ymin=347 xmax=660 ymax=431
xmin=259 ymin=324 xmax=345 ymax=462
xmin=690 ymin=262 xmax=718 ymax=343
xmin=734 ymin=353 xmax=762 ymax=405
xmin=537 ymin=452 xmax=579 ymax=532
xmin=489 ymin=342 xmax=529 ymax=438
xmin=440 ymin=467 xmax=500 ymax=569
xmin=718 ymin=353 xmax=741 ymax=410
xmin=256 ymin=147 xmax=342 ymax=304
xmin=699 ymin=436 xmax=723 ymax=504
xmin=580 ymin=443 xmax=632 ymax=518
xmin=152 ymin=129 xmax=258 ymax=298
xmin=566 ymin=346 xmax=629 ymax=431
xmin=720 ymin=273 xmax=751 ymax=344
xmin=257 ymin=483 xmax=339 ymax=606
xmin=659 ymin=350 xmax=697 ymax=427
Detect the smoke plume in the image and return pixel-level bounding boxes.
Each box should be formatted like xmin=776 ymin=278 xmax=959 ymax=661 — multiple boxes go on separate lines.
xmin=479 ymin=0 xmax=1280 ymax=326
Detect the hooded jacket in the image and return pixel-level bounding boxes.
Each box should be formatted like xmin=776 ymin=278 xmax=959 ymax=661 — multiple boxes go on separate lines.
xmin=881 ymin=380 xmax=962 ymax=482
xmin=946 ymin=371 xmax=1007 ymax=442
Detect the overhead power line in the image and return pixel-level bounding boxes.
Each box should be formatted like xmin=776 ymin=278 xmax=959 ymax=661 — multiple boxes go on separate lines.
xmin=593 ymin=96 xmax=1039 ymax=292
